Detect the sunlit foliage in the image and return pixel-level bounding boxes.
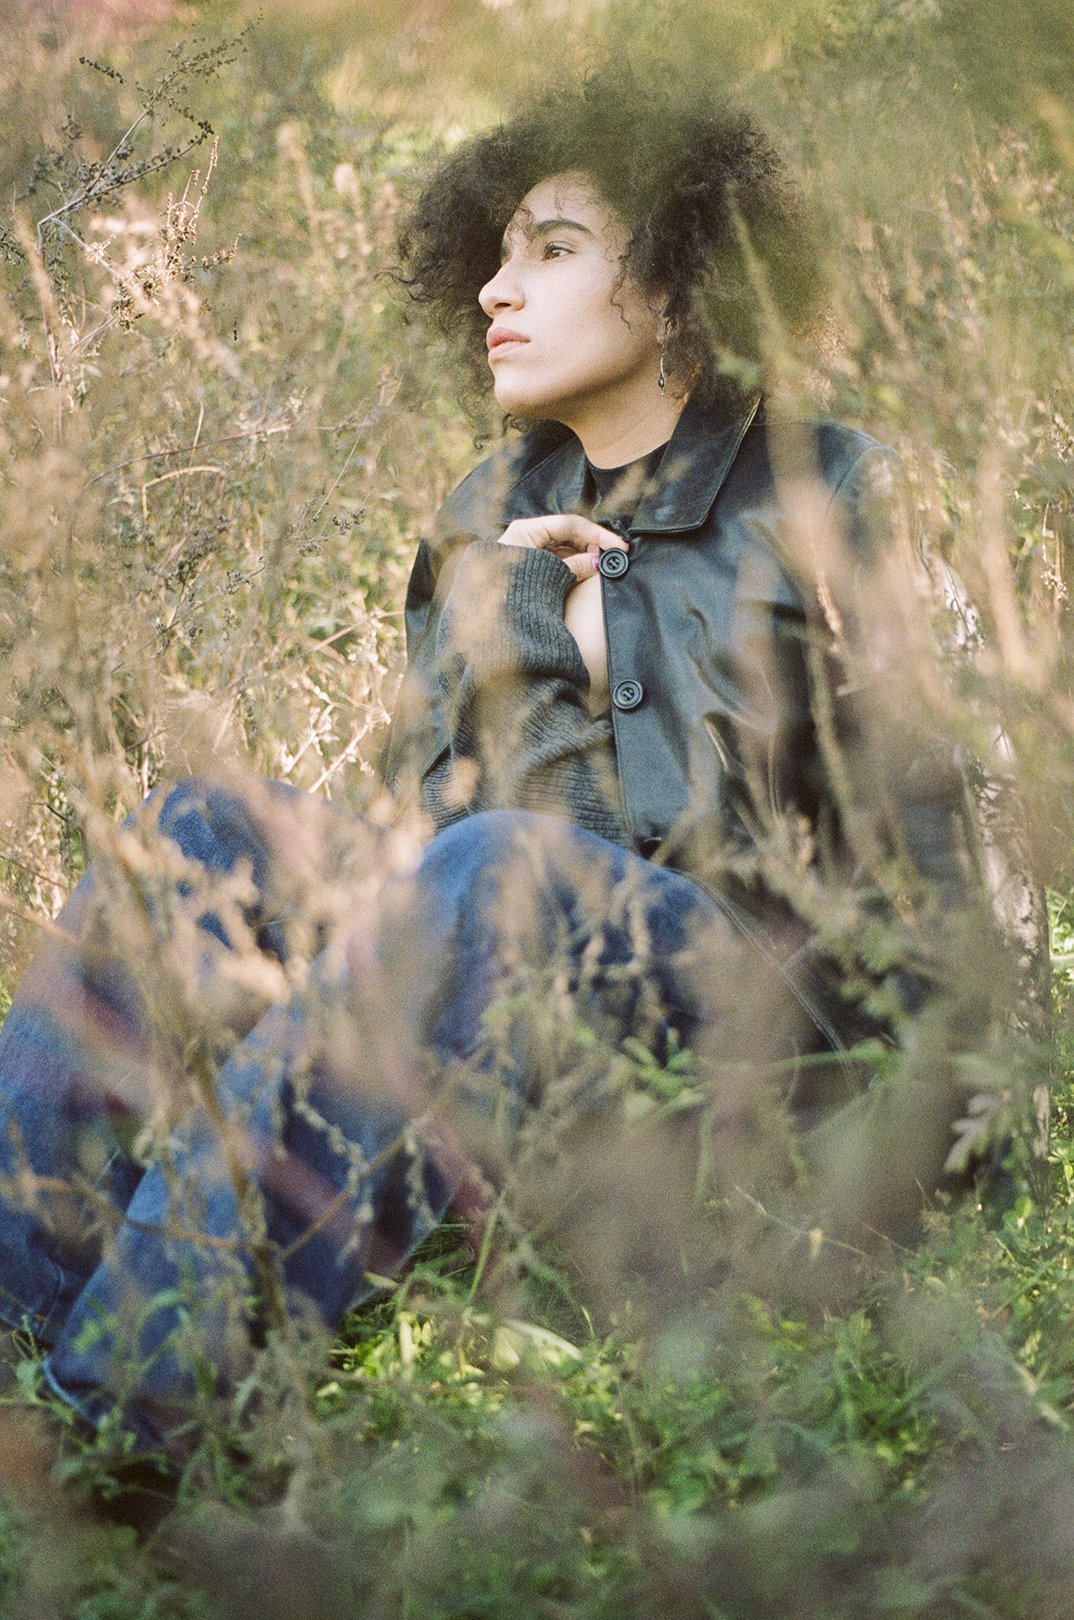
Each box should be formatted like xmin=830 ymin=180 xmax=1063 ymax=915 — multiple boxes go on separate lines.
xmin=0 ymin=1 xmax=1073 ymax=1614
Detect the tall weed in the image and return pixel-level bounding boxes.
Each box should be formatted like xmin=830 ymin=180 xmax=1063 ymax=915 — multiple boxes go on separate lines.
xmin=0 ymin=3 xmax=1072 ymax=1617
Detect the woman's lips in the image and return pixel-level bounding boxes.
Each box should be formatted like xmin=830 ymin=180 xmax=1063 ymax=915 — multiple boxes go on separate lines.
xmin=487 ymin=328 xmax=528 ymax=356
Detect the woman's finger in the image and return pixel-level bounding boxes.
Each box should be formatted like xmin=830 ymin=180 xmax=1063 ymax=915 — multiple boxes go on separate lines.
xmin=498 ymin=514 xmax=627 ymax=556
xmin=562 ymin=550 xmax=601 ymax=581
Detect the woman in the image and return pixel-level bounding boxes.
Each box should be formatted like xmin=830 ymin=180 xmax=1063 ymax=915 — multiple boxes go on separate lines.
xmin=0 ymin=71 xmax=997 ymax=1469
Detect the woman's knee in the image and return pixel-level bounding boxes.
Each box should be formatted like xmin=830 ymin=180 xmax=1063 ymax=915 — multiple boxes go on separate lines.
xmin=376 ymin=810 xmax=720 ymax=1065
xmin=141 ymin=774 xmax=375 ymax=965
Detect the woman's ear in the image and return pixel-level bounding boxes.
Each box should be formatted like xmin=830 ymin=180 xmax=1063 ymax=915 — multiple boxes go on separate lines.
xmin=650 ymin=293 xmax=673 ymax=341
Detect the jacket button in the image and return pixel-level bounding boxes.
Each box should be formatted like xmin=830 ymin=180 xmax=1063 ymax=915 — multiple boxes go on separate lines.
xmin=598 ymin=548 xmax=629 ymax=579
xmin=612 ymin=680 xmax=644 ymax=711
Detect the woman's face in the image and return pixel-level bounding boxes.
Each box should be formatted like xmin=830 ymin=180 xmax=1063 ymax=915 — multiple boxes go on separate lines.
xmin=478 ymin=172 xmax=668 ymax=457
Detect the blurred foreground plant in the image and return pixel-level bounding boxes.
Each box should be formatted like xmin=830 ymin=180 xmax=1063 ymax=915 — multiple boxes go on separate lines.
xmin=0 ymin=3 xmax=1071 ymax=1618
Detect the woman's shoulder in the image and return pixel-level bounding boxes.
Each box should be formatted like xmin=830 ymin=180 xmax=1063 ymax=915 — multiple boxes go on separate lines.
xmin=732 ymin=403 xmax=899 ymax=482
xmin=434 ymin=422 xmax=578 ymax=545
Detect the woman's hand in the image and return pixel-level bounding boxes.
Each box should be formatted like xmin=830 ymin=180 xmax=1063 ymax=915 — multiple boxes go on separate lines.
xmin=497 ymin=515 xmax=627 ymax=581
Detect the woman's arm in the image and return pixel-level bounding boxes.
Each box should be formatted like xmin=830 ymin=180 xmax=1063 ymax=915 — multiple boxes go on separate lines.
xmin=384 ymin=531 xmax=629 ymax=843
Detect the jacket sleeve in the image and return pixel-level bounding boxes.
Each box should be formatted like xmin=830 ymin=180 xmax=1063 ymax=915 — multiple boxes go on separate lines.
xmin=383 ymin=537 xmax=628 ymax=844
xmin=752 ymin=439 xmax=1047 ymax=1218
xmin=823 ymin=442 xmax=1046 ymax=986
xmin=744 ymin=438 xmax=989 ymax=1076
xmin=796 ymin=442 xmax=1047 ymax=1127
xmin=811 ymin=443 xmax=977 ymax=904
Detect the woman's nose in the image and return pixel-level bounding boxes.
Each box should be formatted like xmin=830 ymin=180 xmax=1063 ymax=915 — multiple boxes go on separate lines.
xmin=478 ymin=261 xmax=521 ymax=316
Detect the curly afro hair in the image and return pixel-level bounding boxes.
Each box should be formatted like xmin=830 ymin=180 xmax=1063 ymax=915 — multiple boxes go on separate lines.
xmin=396 ymin=65 xmax=823 ymax=416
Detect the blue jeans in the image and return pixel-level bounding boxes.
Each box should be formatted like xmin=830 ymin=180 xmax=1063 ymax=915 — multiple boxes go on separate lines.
xmin=0 ymin=779 xmax=759 ymax=1456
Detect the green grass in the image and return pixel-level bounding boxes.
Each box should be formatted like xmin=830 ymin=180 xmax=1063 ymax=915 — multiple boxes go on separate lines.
xmin=5 ymin=1069 xmax=1071 ymax=1617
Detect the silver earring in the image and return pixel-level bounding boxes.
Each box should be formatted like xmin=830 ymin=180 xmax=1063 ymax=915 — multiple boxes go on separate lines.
xmin=658 ymin=346 xmax=669 ymax=395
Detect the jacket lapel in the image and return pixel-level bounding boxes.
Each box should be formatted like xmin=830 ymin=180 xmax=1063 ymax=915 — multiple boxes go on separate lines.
xmin=633 ymin=393 xmax=761 ymax=534
xmin=439 ymin=394 xmax=761 ymax=542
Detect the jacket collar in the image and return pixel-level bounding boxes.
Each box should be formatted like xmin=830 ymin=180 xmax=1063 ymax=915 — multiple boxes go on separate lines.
xmin=634 ymin=392 xmax=761 ymax=533
xmin=510 ymin=392 xmax=761 ymax=536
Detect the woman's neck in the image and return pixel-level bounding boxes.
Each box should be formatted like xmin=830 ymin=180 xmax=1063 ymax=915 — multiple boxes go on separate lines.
xmin=570 ymin=390 xmax=687 ymax=469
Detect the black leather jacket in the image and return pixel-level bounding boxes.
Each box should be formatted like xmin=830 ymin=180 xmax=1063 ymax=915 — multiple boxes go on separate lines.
xmin=384 ymin=394 xmax=969 ymax=908
xmin=382 ymin=393 xmax=1039 ymax=1200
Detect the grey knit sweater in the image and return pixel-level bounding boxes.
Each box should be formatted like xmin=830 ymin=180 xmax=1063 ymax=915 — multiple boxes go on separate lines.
xmin=417 ymin=538 xmax=630 ymax=846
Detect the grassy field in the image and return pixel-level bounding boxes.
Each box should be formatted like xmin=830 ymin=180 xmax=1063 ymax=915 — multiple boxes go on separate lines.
xmin=0 ymin=0 xmax=1074 ymax=1614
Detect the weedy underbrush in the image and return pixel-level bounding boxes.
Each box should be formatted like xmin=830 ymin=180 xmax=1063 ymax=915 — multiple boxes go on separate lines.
xmin=0 ymin=1 xmax=1073 ymax=1617
xmin=5 ymin=1052 xmax=1074 ymax=1619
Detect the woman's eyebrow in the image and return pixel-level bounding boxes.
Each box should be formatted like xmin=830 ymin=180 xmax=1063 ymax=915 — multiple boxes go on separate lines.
xmin=531 ymin=216 xmax=593 ymax=237
xmin=499 ymin=216 xmax=594 ymax=259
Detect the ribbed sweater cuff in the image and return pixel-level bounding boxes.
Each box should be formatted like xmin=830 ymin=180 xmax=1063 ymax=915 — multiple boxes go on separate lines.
xmin=464 ymin=538 xmax=574 ymax=615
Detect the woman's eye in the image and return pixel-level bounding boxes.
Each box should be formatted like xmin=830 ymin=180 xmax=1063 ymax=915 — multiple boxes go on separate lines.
xmin=542 ymin=242 xmax=570 ymax=260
